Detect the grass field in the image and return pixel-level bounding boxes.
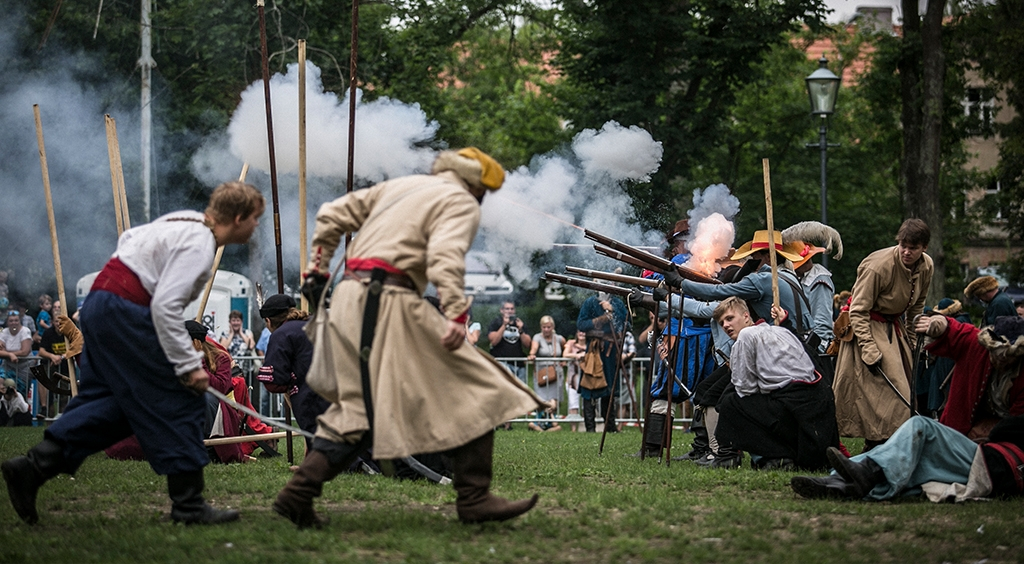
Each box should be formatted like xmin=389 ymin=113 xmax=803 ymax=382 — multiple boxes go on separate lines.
xmin=1 ymin=426 xmax=1022 ymax=563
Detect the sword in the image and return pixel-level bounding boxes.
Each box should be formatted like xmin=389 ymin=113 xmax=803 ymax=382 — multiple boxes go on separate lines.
xmin=206 ymin=387 xmax=451 ymax=485
xmin=870 ymin=364 xmax=919 ymax=416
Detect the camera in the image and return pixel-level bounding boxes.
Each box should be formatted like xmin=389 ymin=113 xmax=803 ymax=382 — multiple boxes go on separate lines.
xmin=507 ymin=315 xmax=518 ymax=327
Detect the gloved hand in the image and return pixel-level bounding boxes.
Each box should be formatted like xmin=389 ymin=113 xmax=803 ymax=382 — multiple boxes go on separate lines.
xmin=867 ymin=362 xmax=884 ymax=378
xmin=628 ymin=288 xmax=645 ymax=308
xmin=653 ymin=285 xmax=668 ymax=303
xmin=662 ymin=268 xmax=685 ymax=289
xmin=301 ymin=269 xmax=330 ymax=306
xmin=915 ymin=314 xmax=948 ymax=338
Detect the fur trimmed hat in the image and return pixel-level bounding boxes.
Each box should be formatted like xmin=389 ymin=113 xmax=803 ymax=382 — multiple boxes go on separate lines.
xmin=978 ymin=315 xmax=1024 ymax=364
xmin=964 ymin=275 xmax=999 ymax=299
xmin=431 ymin=147 xmax=505 ymax=191
xmin=935 ymin=298 xmax=963 ymax=317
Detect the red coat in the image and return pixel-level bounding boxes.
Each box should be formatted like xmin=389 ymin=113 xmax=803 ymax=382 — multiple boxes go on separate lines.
xmin=930 ymin=318 xmax=1024 ymax=435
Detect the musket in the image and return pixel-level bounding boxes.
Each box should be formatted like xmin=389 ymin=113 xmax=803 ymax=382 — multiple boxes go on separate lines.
xmin=542 ymin=272 xmax=639 ymax=298
xmin=565 ymin=266 xmax=661 ymax=288
xmin=586 ymin=229 xmax=722 ymax=285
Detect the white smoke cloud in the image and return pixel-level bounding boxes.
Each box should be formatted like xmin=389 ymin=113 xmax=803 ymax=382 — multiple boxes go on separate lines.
xmin=479 ymin=121 xmax=664 ymax=285
xmin=196 ymin=62 xmax=438 ymax=184
xmin=571 ymin=121 xmax=663 ymax=182
xmin=0 ymin=10 xmax=140 ymax=305
xmin=682 ymin=184 xmax=740 ymax=276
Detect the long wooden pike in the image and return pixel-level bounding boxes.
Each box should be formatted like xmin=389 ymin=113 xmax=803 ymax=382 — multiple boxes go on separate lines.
xmin=195 ymin=163 xmax=249 ymax=323
xmin=565 ymin=266 xmax=661 ymax=288
xmin=35 ymin=105 xmax=78 ymax=397
xmin=104 ymin=115 xmax=130 ymax=236
xmin=298 ymin=39 xmax=309 ymax=312
xmin=762 ymin=158 xmax=781 ymax=325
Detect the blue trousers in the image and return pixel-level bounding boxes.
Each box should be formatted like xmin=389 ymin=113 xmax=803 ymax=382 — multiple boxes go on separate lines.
xmin=852 ymin=416 xmax=978 ymax=500
xmin=46 ymin=291 xmax=209 ymax=476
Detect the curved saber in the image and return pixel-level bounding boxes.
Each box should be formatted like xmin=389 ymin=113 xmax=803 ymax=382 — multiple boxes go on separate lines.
xmin=205 ymin=387 xmax=451 ymax=485
xmin=872 ymin=365 xmax=918 ymax=416
xmin=207 ymin=387 xmax=314 ymax=438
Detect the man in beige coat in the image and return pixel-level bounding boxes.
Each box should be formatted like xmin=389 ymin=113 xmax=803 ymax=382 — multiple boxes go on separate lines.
xmin=274 ymin=148 xmax=546 ymax=529
xmin=833 ymin=219 xmax=933 ymax=449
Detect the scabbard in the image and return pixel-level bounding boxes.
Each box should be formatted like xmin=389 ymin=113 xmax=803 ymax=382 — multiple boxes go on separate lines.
xmin=358 ymin=268 xmax=388 ymax=429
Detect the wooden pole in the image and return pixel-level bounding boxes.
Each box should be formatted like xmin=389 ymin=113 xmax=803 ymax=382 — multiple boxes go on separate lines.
xmin=762 ymin=158 xmax=781 ymax=325
xmin=298 ymin=40 xmax=308 ymax=312
xmin=345 ymin=0 xmax=359 ymax=249
xmin=256 ymin=0 xmax=285 ymax=296
xmin=204 ymin=431 xmax=287 ymax=446
xmin=105 ymin=115 xmax=125 ymax=237
xmin=35 ymin=105 xmax=78 ymax=397
xmin=195 ymin=163 xmax=249 ymax=323
xmin=111 ymin=116 xmax=130 ymax=230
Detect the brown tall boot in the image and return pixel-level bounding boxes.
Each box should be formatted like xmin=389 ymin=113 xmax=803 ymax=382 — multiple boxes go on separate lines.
xmin=450 ymin=430 xmax=539 ymax=524
xmin=272 ymin=450 xmax=341 ymax=529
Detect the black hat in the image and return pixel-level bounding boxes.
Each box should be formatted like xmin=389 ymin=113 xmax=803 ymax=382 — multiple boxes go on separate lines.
xmin=259 ymin=294 xmax=296 ymax=318
xmin=185 ymin=320 xmax=210 ymax=342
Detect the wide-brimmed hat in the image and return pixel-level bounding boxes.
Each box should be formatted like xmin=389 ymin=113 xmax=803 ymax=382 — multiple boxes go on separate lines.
xmin=964 ymin=275 xmax=999 ymax=298
xmin=730 ymin=230 xmax=804 ymax=262
xmin=790 ymin=240 xmax=827 ymax=269
xmin=668 ymin=219 xmax=690 ymax=242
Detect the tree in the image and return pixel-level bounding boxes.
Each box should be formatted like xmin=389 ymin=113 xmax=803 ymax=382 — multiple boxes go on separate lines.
xmin=898 ymin=0 xmax=948 ymax=301
xmin=552 ymin=0 xmax=829 ymax=231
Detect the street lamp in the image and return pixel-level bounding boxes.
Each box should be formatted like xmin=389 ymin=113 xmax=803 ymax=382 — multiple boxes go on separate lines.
xmin=805 ymin=55 xmax=840 ymax=267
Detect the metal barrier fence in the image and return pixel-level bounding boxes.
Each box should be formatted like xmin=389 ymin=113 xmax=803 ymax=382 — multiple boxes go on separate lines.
xmin=24 ymin=354 xmax=694 ymax=428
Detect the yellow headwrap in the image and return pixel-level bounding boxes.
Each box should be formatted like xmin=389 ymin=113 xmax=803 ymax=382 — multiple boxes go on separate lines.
xmin=457 ymin=147 xmax=505 ymax=190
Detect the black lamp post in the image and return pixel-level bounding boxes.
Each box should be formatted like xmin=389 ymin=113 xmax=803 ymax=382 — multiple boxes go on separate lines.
xmin=805 ymin=55 xmax=840 ymax=267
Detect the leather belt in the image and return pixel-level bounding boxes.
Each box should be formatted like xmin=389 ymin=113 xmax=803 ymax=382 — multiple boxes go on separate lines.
xmin=343 ymin=269 xmax=416 ymax=290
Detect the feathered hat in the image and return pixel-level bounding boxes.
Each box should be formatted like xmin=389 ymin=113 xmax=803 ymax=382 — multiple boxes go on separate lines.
xmin=781 ymin=221 xmax=844 ymax=267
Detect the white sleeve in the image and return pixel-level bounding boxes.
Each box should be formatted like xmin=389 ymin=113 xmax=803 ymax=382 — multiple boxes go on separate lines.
xmin=150 ymin=237 xmax=212 ymax=376
xmin=729 ymin=331 xmax=758 ymax=398
xmin=12 ymin=392 xmax=29 ymax=414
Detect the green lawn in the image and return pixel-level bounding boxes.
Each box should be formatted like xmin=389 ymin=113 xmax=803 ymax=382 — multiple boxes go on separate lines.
xmin=1 ymin=426 xmax=1021 ymax=563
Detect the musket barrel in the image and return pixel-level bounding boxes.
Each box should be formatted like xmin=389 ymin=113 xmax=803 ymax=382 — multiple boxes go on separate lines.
xmin=542 ymin=272 xmax=638 ymax=297
xmin=565 ymin=266 xmax=661 ymax=288
xmin=593 ymin=245 xmax=722 ymax=285
xmin=584 ymin=229 xmax=674 ymax=270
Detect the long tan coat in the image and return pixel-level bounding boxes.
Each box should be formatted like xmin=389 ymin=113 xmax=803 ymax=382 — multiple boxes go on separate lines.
xmin=833 ymin=246 xmax=933 ymax=440
xmin=308 ymin=171 xmax=544 ymax=459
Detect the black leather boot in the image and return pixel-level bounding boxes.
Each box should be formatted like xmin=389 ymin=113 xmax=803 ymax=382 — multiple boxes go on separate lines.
xmin=450 ymin=431 xmax=538 ymax=524
xmin=168 ymin=470 xmax=240 ymax=525
xmin=631 ymin=413 xmax=664 ymax=458
xmin=582 ymin=399 xmax=597 ymax=433
xmin=790 ymin=474 xmax=860 ymax=499
xmin=273 ymin=437 xmax=365 ymax=529
xmin=826 ymin=447 xmax=885 ymax=498
xmin=1 ymin=438 xmax=66 ymax=525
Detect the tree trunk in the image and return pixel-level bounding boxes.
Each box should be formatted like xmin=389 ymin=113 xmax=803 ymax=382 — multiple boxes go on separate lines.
xmin=899 ymin=0 xmax=946 ymax=303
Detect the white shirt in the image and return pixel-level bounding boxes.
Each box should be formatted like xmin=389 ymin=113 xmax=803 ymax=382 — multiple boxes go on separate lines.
xmin=729 ymin=322 xmax=816 ymax=398
xmin=113 ymin=210 xmax=215 ymax=376
xmin=0 ymin=326 xmax=32 ymax=357
xmin=1 ymin=391 xmax=29 ymax=416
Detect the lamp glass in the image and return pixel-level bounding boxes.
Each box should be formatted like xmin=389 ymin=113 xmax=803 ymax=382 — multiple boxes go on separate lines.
xmin=806 ymin=67 xmax=840 ymax=115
